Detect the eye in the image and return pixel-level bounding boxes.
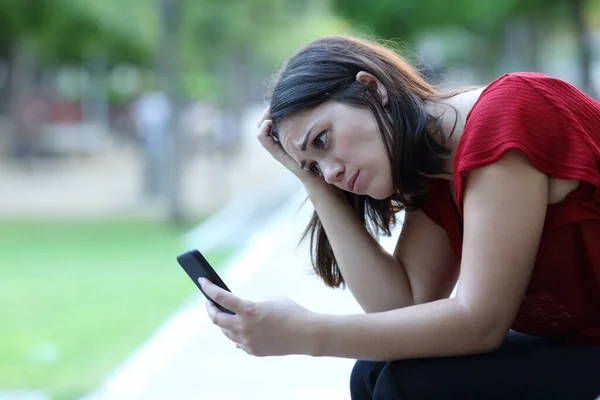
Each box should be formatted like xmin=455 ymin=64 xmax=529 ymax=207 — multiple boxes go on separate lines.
xmin=308 ymin=162 xmax=321 ymax=177
xmin=313 ymin=130 xmax=328 ymax=148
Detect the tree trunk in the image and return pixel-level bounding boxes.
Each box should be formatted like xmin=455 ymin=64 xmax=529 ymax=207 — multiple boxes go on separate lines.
xmin=477 ymin=27 xmax=504 ymax=82
xmin=9 ymin=37 xmax=36 ymax=162
xmin=525 ymin=15 xmax=544 ymax=73
xmin=569 ymin=0 xmax=597 ymax=98
xmin=82 ymin=53 xmax=109 ymax=129
xmin=0 ymin=60 xmax=10 ymax=115
xmin=158 ymin=0 xmax=184 ymax=223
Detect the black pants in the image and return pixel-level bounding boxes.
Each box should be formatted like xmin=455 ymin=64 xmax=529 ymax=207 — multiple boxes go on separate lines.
xmin=350 ymin=331 xmax=600 ymax=400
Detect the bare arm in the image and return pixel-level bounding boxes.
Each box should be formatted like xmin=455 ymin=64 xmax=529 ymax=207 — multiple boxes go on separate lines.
xmin=256 ymin=111 xmax=457 ymax=313
xmin=306 ymin=182 xmax=458 ymax=313
xmin=393 ymin=208 xmax=459 ymax=305
xmin=308 ymin=151 xmax=548 ymax=360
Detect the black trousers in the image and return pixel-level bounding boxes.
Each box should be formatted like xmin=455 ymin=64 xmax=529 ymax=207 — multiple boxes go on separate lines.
xmin=350 ymin=331 xmax=600 ymax=400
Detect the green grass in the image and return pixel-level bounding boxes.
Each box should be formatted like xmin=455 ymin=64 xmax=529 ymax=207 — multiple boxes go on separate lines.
xmin=0 ymin=219 xmax=232 ymax=400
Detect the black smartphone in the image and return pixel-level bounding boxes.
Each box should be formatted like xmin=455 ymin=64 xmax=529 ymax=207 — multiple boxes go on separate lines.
xmin=176 ymin=249 xmax=235 ymax=315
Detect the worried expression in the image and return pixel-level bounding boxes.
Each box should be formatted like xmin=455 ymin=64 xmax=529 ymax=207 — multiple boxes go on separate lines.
xmin=278 ymin=101 xmax=394 ymax=199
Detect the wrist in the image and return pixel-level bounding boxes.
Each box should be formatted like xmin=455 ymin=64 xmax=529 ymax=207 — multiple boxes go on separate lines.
xmin=301 ymin=177 xmax=325 ymax=193
xmin=303 ymin=179 xmax=344 ymax=202
xmin=301 ymin=312 xmax=333 ymax=357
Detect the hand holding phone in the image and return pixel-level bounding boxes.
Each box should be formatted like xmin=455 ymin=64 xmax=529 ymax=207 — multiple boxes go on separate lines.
xmin=176 ymin=249 xmax=235 ymax=315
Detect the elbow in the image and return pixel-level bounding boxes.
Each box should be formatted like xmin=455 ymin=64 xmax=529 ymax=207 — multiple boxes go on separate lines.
xmin=477 ymin=330 xmax=505 ymax=353
xmin=455 ymin=298 xmax=510 ymax=354
xmin=470 ymin=319 xmax=508 ymax=354
xmin=459 ymin=306 xmax=508 ymax=353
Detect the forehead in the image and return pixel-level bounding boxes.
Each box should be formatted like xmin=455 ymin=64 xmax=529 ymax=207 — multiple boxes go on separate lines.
xmin=279 ymin=106 xmax=319 ymax=140
xmin=278 ymin=102 xmax=337 ymax=149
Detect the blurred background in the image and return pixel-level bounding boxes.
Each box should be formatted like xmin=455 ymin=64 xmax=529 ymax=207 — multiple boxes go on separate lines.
xmin=1 ymin=0 xmax=599 ymax=399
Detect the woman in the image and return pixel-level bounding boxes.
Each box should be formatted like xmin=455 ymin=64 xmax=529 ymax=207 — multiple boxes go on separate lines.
xmin=199 ymin=35 xmax=600 ymax=398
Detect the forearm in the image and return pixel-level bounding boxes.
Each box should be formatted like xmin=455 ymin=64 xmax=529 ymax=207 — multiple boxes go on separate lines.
xmin=306 ymin=182 xmax=413 ymax=312
xmin=307 ymin=297 xmax=500 ymax=361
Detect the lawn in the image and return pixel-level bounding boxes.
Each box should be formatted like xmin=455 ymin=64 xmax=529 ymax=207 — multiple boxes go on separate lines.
xmin=0 ymin=218 xmax=232 ymax=400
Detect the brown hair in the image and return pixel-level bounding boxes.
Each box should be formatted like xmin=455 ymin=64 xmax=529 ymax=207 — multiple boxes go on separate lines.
xmin=268 ymin=35 xmax=468 ymax=288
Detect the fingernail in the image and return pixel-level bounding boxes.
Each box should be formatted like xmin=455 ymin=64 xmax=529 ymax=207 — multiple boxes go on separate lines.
xmin=198 ymin=277 xmax=206 ymax=286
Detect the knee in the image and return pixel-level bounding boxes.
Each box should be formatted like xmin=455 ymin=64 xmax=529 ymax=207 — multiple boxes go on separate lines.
xmin=350 ymin=360 xmax=386 ymax=399
xmin=374 ymin=358 xmax=451 ymax=399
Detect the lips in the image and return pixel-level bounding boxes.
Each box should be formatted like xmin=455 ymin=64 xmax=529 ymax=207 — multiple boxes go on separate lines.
xmin=347 ymin=171 xmax=359 ymax=192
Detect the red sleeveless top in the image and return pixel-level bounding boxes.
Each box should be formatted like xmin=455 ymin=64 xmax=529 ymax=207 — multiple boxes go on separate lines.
xmin=420 ymin=72 xmax=600 ymax=345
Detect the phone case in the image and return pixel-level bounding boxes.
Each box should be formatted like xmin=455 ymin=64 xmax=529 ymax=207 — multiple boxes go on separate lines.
xmin=176 ymin=250 xmax=235 ymax=315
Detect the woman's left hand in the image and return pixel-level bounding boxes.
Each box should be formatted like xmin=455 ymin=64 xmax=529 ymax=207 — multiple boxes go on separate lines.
xmin=199 ymin=278 xmax=316 ymax=357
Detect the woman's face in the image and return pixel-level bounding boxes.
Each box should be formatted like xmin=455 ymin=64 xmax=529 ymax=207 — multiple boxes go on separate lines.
xmin=278 ymin=101 xmax=394 ymax=199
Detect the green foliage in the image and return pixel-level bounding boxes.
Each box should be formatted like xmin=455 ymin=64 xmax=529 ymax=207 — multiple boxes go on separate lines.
xmin=0 ymin=0 xmax=353 ymax=100
xmin=332 ymin=0 xmax=576 ymax=41
xmin=0 ymin=0 xmax=156 ymax=64
xmin=176 ymin=0 xmax=351 ymax=99
xmin=41 ymin=0 xmax=157 ymax=64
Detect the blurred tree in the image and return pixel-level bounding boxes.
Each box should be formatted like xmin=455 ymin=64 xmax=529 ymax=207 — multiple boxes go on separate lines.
xmin=333 ymin=0 xmax=598 ymax=97
xmin=567 ymin=0 xmax=597 ymax=97
xmin=0 ymin=0 xmax=349 ymax=107
xmin=0 ymin=0 xmax=156 ymax=65
xmin=157 ymin=0 xmax=183 ymax=223
xmin=177 ymin=0 xmax=349 ymax=100
xmin=333 ymin=0 xmax=521 ymax=80
xmin=0 ymin=0 xmax=158 ymax=160
xmin=505 ymin=0 xmax=597 ymax=96
xmin=159 ymin=0 xmax=350 ymax=220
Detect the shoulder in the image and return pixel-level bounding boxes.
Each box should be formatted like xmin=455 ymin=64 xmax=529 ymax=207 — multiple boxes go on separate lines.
xmin=453 ymin=72 xmax=576 ymax=212
xmin=459 ymin=72 xmax=576 ymax=156
xmin=467 ymin=72 xmax=567 ymax=122
xmin=480 ymin=71 xmax=568 ymax=93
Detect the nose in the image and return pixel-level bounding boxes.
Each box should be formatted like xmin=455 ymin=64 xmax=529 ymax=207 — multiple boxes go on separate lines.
xmin=321 ymin=161 xmax=344 ymax=184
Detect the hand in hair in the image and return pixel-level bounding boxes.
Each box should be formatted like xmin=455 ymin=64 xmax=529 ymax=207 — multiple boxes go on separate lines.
xmin=256 ymin=106 xmax=327 ymax=189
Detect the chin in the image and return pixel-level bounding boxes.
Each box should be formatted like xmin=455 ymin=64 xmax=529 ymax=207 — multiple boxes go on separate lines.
xmin=368 ymin=185 xmax=395 ymax=200
xmin=370 ymin=194 xmax=389 ymax=200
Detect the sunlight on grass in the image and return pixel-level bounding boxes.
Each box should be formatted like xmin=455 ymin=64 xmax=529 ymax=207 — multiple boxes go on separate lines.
xmin=0 ymin=219 xmax=232 ymax=400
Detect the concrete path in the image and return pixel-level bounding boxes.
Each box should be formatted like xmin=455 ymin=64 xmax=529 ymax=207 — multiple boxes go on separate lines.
xmin=86 ymin=183 xmax=402 ymax=400
xmin=0 ymin=105 xmax=288 ymax=219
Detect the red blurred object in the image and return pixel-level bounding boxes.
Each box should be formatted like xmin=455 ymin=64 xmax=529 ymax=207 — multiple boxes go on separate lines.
xmin=48 ymin=100 xmax=82 ymax=123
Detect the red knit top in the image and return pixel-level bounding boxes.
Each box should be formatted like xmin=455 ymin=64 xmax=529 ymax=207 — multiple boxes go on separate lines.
xmin=420 ymin=72 xmax=600 ymax=345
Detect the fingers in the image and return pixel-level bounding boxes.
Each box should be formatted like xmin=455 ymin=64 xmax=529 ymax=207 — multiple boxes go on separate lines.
xmin=257 ymin=120 xmax=276 ymax=148
xmin=200 ymin=278 xmax=250 ymax=315
xmin=237 ymin=343 xmax=253 ymax=355
xmin=221 ymin=327 xmax=243 ymax=344
xmin=255 ymin=107 xmax=309 ymax=182
xmin=206 ymin=298 xmax=253 ymax=355
xmin=257 ymin=119 xmax=289 ymax=157
xmin=257 ymin=120 xmax=288 ymax=160
xmin=256 ymin=106 xmax=271 ymax=128
xmin=206 ymin=300 xmax=238 ymax=331
xmin=257 ymin=119 xmax=274 ymax=140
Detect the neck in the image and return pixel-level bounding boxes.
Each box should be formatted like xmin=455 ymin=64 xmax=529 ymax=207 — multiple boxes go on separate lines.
xmin=424 ymin=87 xmax=485 ymax=181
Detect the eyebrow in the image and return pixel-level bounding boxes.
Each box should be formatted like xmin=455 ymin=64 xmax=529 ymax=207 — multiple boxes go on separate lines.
xmin=299 ymin=120 xmax=319 ymax=170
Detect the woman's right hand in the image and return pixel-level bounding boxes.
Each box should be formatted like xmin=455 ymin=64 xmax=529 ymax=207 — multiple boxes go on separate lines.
xmin=256 ymin=107 xmax=323 ymax=188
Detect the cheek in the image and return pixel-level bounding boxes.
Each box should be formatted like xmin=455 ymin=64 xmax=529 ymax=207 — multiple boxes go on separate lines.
xmin=372 ymin=155 xmax=394 ymax=189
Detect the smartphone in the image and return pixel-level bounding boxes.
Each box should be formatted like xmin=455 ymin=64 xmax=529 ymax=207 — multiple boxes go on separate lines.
xmin=176 ymin=249 xmax=235 ymax=315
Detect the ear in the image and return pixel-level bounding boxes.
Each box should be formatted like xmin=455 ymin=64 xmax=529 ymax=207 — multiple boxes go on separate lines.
xmin=356 ymin=71 xmax=388 ymax=107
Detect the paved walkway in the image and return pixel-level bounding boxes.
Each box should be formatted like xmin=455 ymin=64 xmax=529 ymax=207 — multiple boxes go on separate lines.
xmin=86 ymin=184 xmax=402 ymax=400
xmin=0 ymin=105 xmax=287 ymax=219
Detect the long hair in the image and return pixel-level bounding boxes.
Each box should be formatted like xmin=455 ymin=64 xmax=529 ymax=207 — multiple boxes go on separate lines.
xmin=268 ymin=35 xmax=464 ymax=288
